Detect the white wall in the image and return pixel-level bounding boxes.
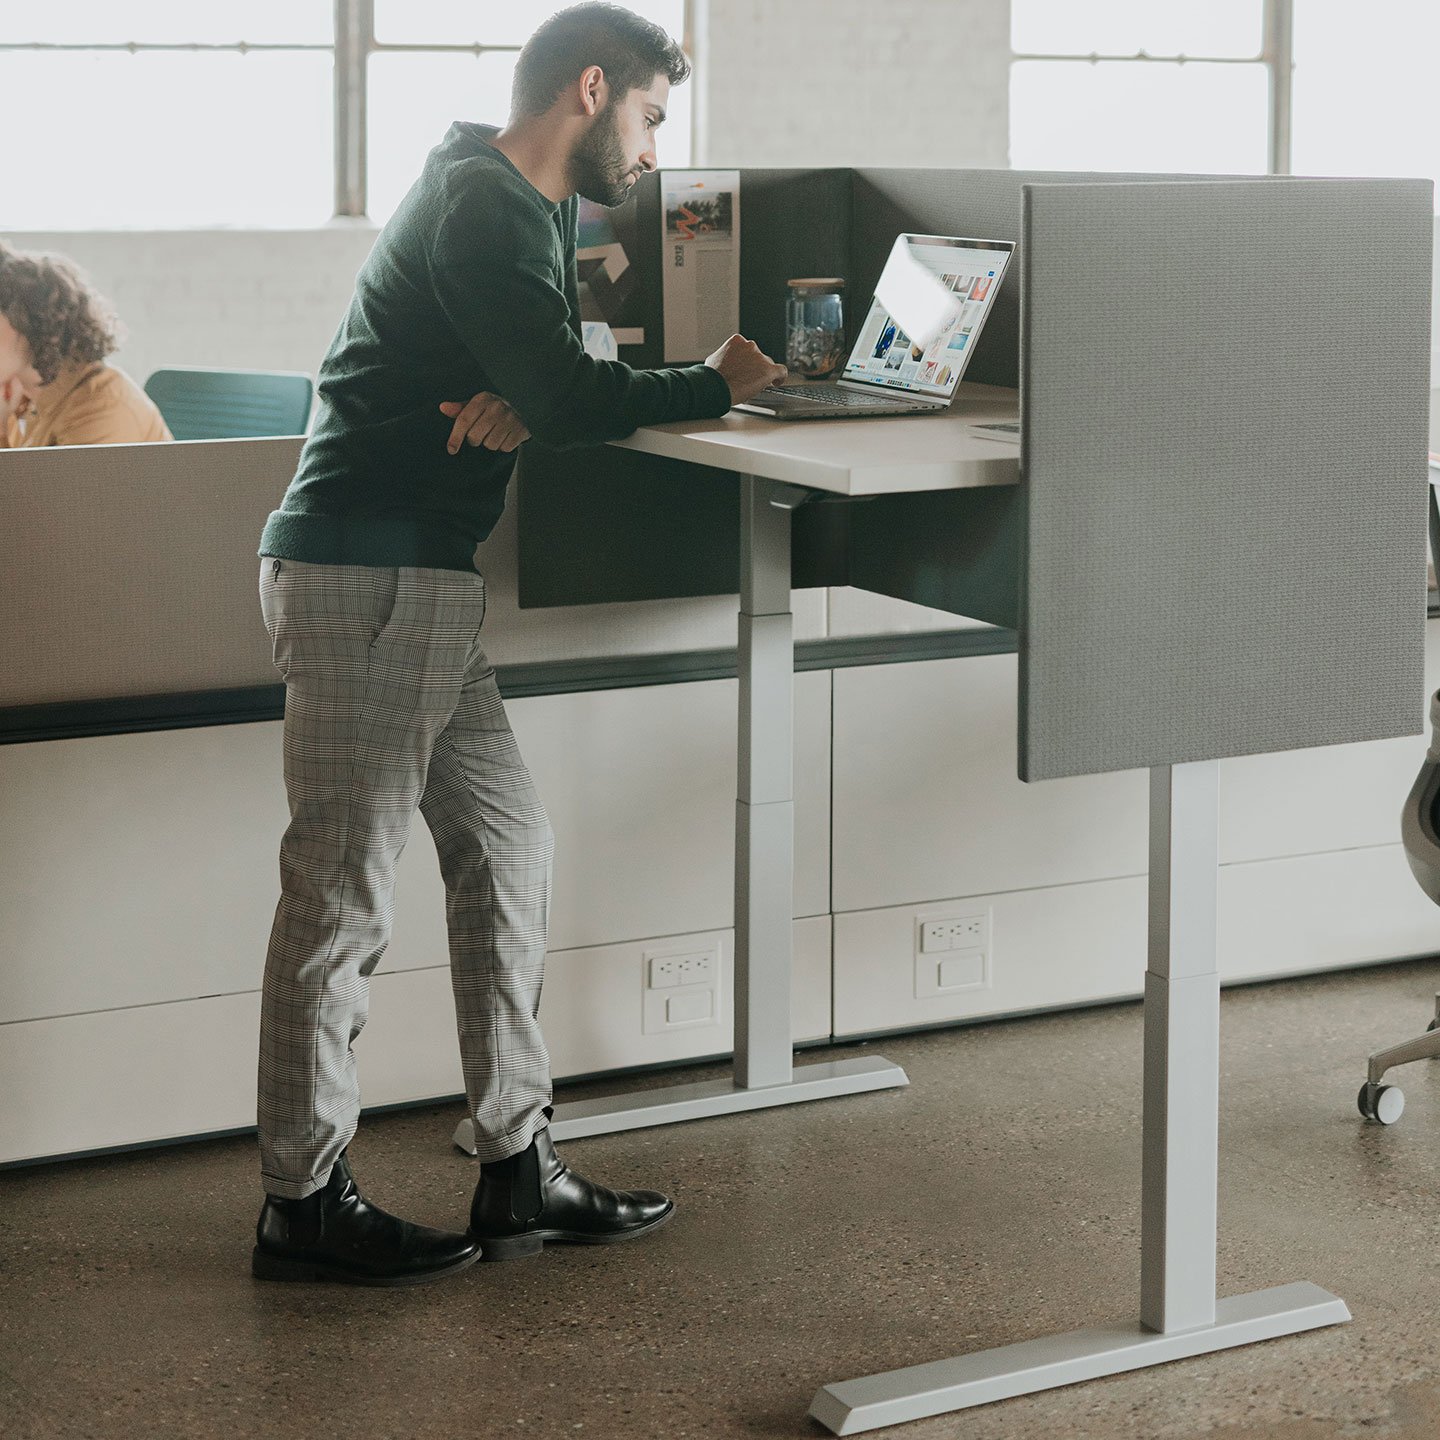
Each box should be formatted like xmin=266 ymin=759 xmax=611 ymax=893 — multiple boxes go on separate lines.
xmin=1 ymin=224 xmax=379 ymax=394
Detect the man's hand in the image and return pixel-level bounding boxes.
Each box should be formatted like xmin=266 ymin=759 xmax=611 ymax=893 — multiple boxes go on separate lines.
xmin=439 ymin=392 xmax=531 ymax=454
xmin=704 ymin=335 xmax=787 ymax=406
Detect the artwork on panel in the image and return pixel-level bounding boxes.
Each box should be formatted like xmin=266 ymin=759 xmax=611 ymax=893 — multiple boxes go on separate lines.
xmin=577 ymin=195 xmax=646 ymax=346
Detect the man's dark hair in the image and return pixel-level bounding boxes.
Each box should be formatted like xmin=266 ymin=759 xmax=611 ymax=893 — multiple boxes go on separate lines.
xmin=511 ymin=3 xmax=690 ymax=118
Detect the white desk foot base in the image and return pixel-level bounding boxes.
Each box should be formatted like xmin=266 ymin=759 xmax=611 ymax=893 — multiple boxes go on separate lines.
xmin=451 ymin=1055 xmax=908 ymax=1152
xmin=809 ymin=1281 xmax=1350 ymax=1435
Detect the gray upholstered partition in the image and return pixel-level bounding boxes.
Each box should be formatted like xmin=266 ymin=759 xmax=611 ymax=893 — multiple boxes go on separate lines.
xmin=1017 ymin=177 xmax=1434 ymax=780
xmin=1 ymin=437 xmax=299 ymax=706
xmin=0 ymin=433 xmax=820 ymax=722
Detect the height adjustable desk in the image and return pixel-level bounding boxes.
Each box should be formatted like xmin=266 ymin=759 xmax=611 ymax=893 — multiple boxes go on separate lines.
xmin=493 ymin=167 xmax=1434 ymax=1428
xmin=454 ymin=389 xmax=1017 ymax=1151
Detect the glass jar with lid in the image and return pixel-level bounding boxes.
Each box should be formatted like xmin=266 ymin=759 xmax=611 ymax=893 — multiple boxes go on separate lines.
xmin=785 ymin=278 xmax=847 ymax=380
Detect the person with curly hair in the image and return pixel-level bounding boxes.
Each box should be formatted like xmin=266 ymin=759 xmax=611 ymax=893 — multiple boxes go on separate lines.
xmin=0 ymin=241 xmax=171 ymax=448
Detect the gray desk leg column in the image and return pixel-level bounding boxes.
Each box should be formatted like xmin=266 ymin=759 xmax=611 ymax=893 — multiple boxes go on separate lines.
xmin=452 ymin=476 xmax=906 ymax=1154
xmin=735 ymin=472 xmax=800 ymax=1089
xmin=808 ymin=760 xmax=1348 ymax=1435
xmin=1141 ymin=759 xmax=1221 ymax=1330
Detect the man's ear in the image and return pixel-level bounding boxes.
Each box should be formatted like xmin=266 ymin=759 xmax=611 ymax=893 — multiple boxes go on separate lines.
xmin=578 ymin=64 xmax=608 ymax=117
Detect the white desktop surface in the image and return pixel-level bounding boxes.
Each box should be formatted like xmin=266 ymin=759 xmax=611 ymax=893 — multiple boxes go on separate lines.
xmin=609 ymin=381 xmax=1020 ymax=496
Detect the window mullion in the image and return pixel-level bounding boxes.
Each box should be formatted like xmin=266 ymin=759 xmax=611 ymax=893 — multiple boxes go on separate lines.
xmin=1263 ymin=0 xmax=1294 ymax=175
xmin=334 ymin=0 xmax=373 ymax=217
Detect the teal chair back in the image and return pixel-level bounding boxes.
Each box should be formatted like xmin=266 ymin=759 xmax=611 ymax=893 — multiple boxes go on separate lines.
xmin=143 ymin=367 xmax=313 ymax=440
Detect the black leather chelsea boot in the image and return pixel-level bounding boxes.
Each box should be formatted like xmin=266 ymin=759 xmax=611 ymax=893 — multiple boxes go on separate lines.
xmin=253 ymin=1151 xmax=482 ymax=1286
xmin=468 ymin=1114 xmax=674 ymax=1261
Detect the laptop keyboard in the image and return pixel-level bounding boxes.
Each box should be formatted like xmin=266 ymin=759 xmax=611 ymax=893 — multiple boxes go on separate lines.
xmin=765 ymin=384 xmax=917 ymax=408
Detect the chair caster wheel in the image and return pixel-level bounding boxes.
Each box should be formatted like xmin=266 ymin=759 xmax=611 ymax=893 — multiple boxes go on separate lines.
xmin=1358 ymin=1082 xmax=1405 ymax=1125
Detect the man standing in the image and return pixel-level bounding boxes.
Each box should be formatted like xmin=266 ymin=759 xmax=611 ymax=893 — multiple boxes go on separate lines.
xmin=252 ymin=2 xmax=785 ymax=1286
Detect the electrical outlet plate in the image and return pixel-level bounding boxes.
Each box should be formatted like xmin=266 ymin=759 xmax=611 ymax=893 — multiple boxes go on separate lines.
xmin=642 ymin=942 xmax=722 ymax=1034
xmin=913 ymin=905 xmax=993 ymax=1000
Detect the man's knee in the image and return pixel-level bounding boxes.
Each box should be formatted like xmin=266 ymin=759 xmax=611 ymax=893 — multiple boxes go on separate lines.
xmin=438 ymin=812 xmax=552 ymax=887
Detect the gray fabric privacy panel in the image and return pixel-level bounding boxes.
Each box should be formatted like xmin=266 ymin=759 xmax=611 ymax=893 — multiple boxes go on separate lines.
xmin=846 ymin=486 xmax=1021 ymax=630
xmin=734 ymin=168 xmax=853 ymax=363
xmin=0 ymin=437 xmax=299 ymax=706
xmin=850 ymin=168 xmax=1027 ymax=389
xmin=1018 ymin=178 xmax=1434 ymax=782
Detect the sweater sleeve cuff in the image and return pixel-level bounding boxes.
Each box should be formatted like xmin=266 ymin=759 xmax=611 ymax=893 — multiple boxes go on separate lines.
xmin=687 ymin=362 xmax=733 ymax=418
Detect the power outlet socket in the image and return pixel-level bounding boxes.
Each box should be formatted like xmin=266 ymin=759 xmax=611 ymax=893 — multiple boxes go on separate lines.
xmin=913 ymin=906 xmax=992 ymax=1000
xmin=648 ymin=954 xmax=685 ymax=989
xmin=674 ymin=951 xmax=716 ymax=987
xmin=920 ymin=916 xmax=986 ymax=953
xmin=643 ymin=942 xmax=723 ymax=1034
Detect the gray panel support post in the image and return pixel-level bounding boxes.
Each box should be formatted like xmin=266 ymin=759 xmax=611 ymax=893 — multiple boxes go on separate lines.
xmin=453 ymin=475 xmax=907 ymax=1154
xmin=1141 ymin=761 xmax=1220 ymax=1333
xmin=809 ymin=756 xmax=1348 ymax=1434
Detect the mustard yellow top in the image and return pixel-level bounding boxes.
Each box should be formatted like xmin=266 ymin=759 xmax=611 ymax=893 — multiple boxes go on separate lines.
xmin=2 ymin=362 xmax=173 ymax=448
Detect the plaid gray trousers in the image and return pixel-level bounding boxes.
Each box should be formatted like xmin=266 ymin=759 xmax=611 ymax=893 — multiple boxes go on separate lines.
xmin=257 ymin=558 xmax=554 ymax=1198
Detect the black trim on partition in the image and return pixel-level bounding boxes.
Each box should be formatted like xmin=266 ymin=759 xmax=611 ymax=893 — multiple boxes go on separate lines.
xmin=0 ymin=627 xmax=1019 ymax=746
xmin=0 ymin=685 xmax=288 ymax=746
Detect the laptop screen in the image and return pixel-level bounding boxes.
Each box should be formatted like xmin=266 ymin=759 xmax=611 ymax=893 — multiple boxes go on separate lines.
xmin=842 ymin=235 xmax=1013 ymax=401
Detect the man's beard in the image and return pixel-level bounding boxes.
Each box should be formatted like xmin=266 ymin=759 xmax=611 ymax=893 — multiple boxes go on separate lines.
xmin=570 ymin=103 xmax=635 ymax=208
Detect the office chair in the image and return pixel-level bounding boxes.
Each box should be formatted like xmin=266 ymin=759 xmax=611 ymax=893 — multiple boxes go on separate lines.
xmin=144 ymin=366 xmax=313 ymax=440
xmin=1358 ymin=472 xmax=1440 ymax=1125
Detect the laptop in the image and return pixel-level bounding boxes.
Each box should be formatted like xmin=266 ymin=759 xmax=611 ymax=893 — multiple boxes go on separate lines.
xmin=735 ymin=233 xmax=1014 ymax=420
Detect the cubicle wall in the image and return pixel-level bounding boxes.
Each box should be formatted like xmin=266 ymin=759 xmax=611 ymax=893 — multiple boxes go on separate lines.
xmin=1 ymin=437 xmax=296 ymax=708
xmin=1019 ymin=178 xmax=1433 ymax=778
xmin=3 ymin=167 xmax=1436 ymax=1165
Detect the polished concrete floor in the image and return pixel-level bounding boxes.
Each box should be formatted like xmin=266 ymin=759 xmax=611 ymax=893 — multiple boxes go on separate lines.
xmin=6 ymin=959 xmax=1440 ymax=1440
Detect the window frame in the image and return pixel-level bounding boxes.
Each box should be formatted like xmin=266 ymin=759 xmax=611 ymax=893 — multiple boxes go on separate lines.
xmin=1010 ymin=0 xmax=1293 ymax=175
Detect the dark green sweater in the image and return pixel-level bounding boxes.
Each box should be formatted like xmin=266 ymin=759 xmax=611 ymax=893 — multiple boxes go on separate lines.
xmin=259 ymin=122 xmax=732 ymax=572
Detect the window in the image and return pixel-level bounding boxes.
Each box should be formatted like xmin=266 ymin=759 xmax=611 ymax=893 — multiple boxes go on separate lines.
xmin=1291 ymin=0 xmax=1440 ymax=211
xmin=0 ymin=1 xmax=693 ymax=229
xmin=365 ymin=0 xmax=691 ymax=223
xmin=1011 ymin=0 xmax=1440 ymax=212
xmin=1009 ymin=0 xmax=1272 ymax=176
xmin=0 ymin=2 xmax=333 ymax=229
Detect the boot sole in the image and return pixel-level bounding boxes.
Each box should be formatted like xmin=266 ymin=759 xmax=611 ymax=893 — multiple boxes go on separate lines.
xmin=473 ymin=1201 xmax=675 ymax=1262
xmin=251 ymin=1245 xmax=482 ymax=1287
